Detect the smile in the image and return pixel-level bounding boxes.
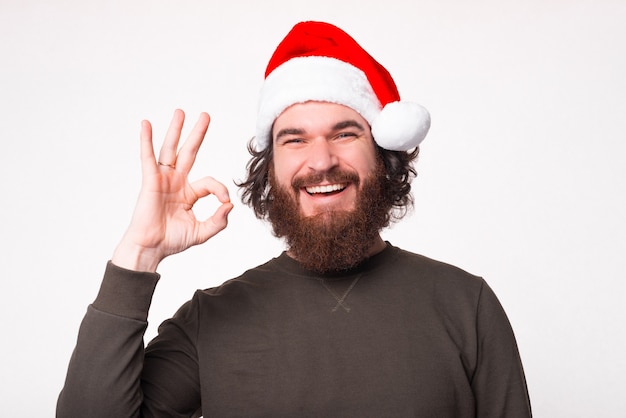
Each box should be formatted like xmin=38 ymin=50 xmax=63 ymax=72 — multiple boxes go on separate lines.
xmin=305 ymin=183 xmax=347 ymax=195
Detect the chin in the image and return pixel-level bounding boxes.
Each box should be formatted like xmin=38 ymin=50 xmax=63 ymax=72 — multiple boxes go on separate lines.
xmin=301 ymin=204 xmax=355 ymax=219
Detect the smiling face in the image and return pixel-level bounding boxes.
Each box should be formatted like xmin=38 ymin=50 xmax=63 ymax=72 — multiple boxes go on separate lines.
xmin=271 ymin=101 xmax=379 ymax=218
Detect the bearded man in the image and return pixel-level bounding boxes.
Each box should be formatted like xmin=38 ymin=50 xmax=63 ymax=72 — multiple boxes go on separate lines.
xmin=58 ymin=21 xmax=532 ymax=417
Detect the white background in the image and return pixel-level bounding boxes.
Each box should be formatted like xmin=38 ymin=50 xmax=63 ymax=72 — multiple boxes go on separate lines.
xmin=1 ymin=0 xmax=625 ymax=416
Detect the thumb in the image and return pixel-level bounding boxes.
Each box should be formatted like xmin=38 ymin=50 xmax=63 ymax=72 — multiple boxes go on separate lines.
xmin=195 ymin=202 xmax=234 ymax=243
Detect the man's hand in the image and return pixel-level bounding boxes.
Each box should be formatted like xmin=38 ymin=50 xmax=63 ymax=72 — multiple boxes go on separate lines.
xmin=111 ymin=109 xmax=234 ymax=272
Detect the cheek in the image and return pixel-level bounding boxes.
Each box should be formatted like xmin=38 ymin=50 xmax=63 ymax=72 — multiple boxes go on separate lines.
xmin=271 ymin=154 xmax=299 ymax=188
xmin=345 ymin=148 xmax=379 ymax=178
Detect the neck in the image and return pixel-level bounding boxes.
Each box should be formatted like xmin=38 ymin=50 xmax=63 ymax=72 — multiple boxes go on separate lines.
xmin=366 ymin=234 xmax=387 ymax=257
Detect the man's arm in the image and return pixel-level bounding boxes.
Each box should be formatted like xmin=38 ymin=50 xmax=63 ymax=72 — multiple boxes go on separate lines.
xmin=57 ymin=263 xmax=159 ymax=417
xmin=472 ymin=281 xmax=533 ymax=417
xmin=57 ymin=110 xmax=233 ymax=416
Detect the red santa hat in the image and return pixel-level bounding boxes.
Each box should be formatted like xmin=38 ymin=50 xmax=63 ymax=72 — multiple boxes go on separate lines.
xmin=255 ymin=21 xmax=430 ymax=151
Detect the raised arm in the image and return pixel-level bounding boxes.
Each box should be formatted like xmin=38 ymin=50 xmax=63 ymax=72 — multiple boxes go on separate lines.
xmin=58 ymin=110 xmax=232 ymax=417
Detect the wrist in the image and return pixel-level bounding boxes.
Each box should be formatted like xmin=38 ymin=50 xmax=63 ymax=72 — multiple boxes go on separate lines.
xmin=111 ymin=240 xmax=163 ymax=273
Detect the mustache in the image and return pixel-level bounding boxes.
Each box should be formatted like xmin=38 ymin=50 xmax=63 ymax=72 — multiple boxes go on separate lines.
xmin=291 ymin=168 xmax=360 ymax=190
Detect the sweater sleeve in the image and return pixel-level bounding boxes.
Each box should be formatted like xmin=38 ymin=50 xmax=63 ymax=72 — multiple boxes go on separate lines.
xmin=471 ymin=280 xmax=533 ymax=417
xmin=57 ymin=262 xmax=160 ymax=418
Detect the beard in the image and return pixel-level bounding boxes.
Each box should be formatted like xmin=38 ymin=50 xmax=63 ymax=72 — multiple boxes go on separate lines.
xmin=267 ymin=161 xmax=391 ymax=274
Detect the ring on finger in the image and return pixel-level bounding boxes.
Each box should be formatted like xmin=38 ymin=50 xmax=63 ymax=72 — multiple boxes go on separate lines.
xmin=158 ymin=161 xmax=176 ymax=169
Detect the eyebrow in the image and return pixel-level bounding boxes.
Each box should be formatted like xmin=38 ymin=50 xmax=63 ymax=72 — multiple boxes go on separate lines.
xmin=275 ymin=128 xmax=305 ymax=141
xmin=332 ymin=120 xmax=366 ymax=132
xmin=274 ymin=119 xmax=366 ymax=141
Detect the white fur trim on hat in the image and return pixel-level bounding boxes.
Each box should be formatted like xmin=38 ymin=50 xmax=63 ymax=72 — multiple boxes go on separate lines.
xmin=255 ymin=56 xmax=381 ymax=150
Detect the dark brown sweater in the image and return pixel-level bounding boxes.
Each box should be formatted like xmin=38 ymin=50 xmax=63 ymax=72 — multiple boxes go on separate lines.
xmin=58 ymin=243 xmax=531 ymax=417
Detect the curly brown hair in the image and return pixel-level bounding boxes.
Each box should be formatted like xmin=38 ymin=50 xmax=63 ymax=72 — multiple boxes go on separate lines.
xmin=237 ymin=140 xmax=419 ymax=224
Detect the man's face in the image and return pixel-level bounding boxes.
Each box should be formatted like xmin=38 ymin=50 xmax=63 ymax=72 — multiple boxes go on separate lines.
xmin=271 ymin=101 xmax=379 ymax=218
xmin=267 ymin=101 xmax=389 ymax=272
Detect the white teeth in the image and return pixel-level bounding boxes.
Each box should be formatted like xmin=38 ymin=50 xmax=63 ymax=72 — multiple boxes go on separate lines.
xmin=305 ymin=183 xmax=346 ymax=194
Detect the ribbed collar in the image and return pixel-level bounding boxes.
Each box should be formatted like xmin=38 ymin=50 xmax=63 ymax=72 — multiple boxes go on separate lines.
xmin=269 ymin=241 xmax=399 ymax=281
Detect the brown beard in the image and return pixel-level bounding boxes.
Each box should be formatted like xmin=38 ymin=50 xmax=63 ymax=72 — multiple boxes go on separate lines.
xmin=267 ymin=161 xmax=391 ymax=274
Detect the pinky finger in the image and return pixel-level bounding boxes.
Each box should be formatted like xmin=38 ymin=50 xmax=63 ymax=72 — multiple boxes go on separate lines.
xmin=139 ymin=120 xmax=158 ymax=176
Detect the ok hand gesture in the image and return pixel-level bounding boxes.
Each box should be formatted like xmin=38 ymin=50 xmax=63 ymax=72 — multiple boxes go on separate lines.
xmin=112 ymin=109 xmax=234 ymax=272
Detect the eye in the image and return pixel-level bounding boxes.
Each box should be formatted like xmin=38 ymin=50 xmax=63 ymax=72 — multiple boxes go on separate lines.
xmin=335 ymin=132 xmax=357 ymax=140
xmin=278 ymin=137 xmax=306 ymax=147
xmin=284 ymin=138 xmax=304 ymax=144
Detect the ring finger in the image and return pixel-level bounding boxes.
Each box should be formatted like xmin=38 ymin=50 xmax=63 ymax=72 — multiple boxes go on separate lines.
xmin=158 ymin=109 xmax=186 ymax=167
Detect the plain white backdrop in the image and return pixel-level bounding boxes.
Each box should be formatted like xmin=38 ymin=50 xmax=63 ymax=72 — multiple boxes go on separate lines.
xmin=1 ymin=0 xmax=625 ymax=416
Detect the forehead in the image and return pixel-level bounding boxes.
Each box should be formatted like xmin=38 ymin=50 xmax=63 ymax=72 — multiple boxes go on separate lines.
xmin=272 ymin=101 xmax=370 ymax=136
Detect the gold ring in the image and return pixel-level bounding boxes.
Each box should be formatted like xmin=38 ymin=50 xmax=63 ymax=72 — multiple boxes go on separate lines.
xmin=158 ymin=161 xmax=176 ymax=168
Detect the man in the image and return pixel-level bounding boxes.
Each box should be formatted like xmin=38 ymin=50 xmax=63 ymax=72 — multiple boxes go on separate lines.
xmin=58 ymin=21 xmax=531 ymax=417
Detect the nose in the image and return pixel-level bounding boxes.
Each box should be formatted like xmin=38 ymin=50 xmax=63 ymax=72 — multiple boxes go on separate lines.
xmin=306 ymin=139 xmax=339 ymax=172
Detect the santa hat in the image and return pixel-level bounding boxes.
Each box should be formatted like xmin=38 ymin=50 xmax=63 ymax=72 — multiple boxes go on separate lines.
xmin=255 ymin=21 xmax=430 ymax=151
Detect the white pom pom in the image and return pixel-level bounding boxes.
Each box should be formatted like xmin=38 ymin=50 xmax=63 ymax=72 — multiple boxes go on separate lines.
xmin=371 ymin=102 xmax=431 ymax=151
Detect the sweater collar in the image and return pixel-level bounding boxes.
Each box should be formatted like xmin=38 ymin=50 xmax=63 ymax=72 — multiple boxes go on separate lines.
xmin=271 ymin=241 xmax=398 ymax=281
